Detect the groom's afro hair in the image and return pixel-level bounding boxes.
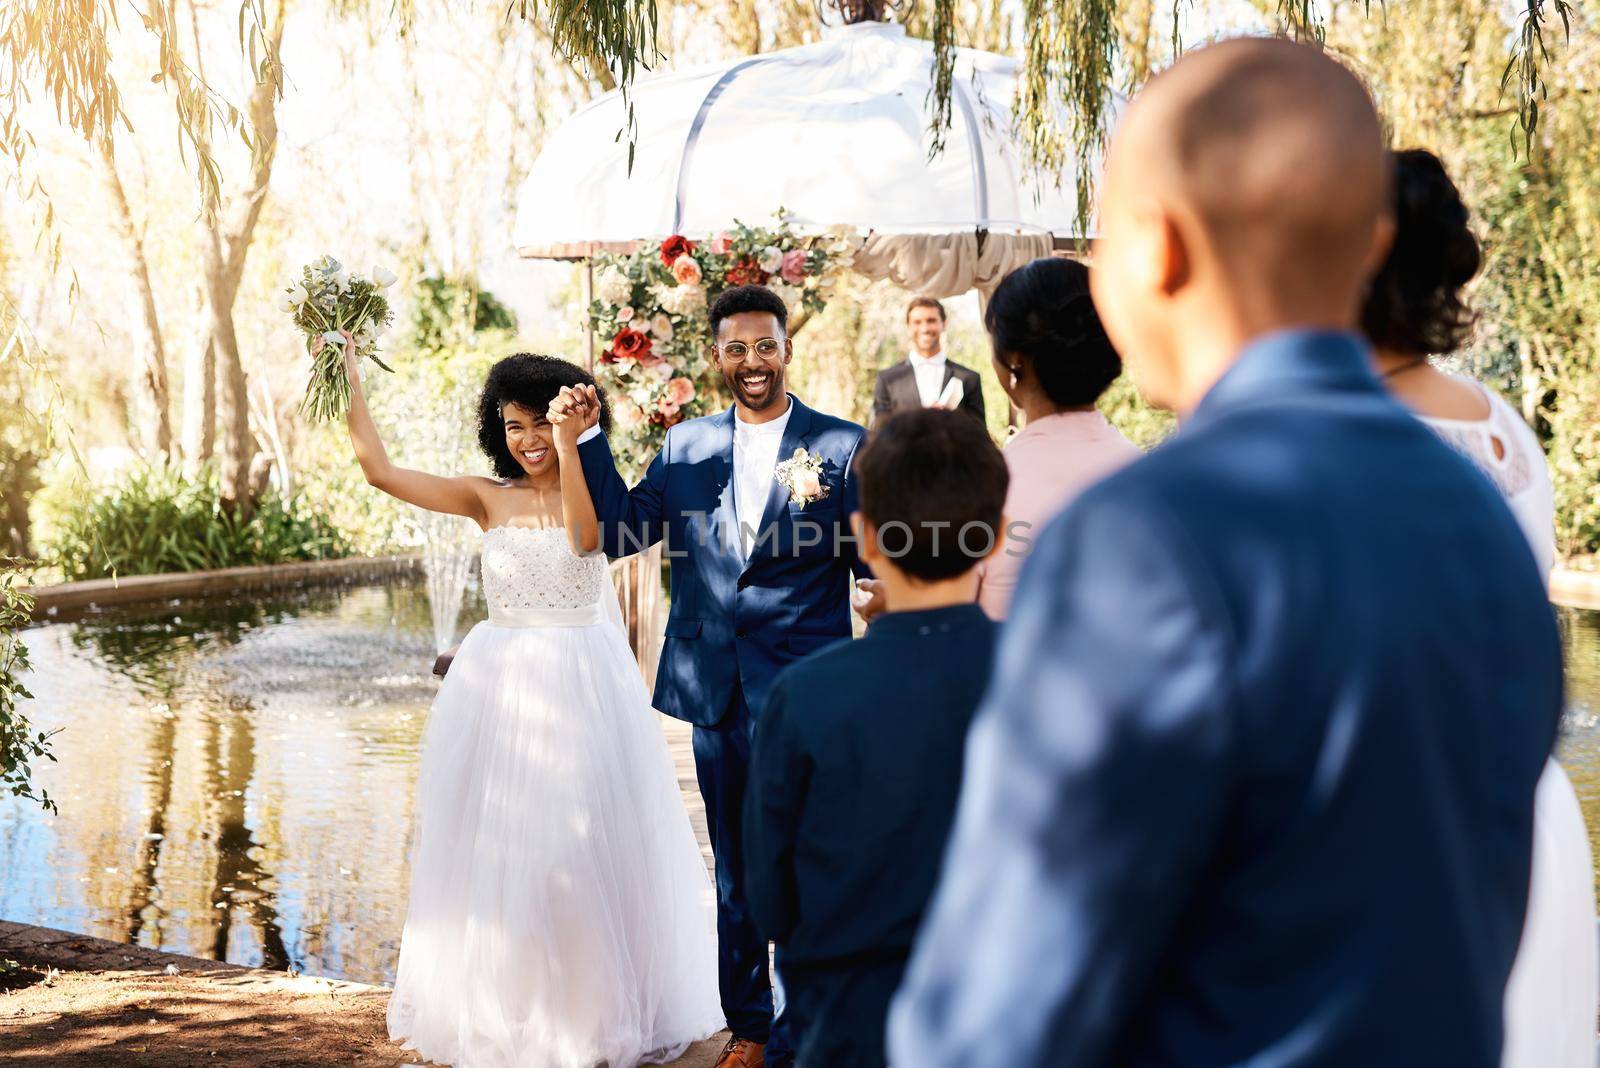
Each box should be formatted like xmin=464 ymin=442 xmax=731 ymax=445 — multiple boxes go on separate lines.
xmin=476 ymin=353 xmax=612 ymax=480
xmin=709 ymin=284 xmax=788 ymax=338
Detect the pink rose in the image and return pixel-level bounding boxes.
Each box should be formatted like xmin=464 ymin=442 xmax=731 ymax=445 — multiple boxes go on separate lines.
xmin=617 ymin=306 xmax=635 ymax=322
xmin=671 ymin=255 xmax=703 ymax=286
xmin=709 ymin=232 xmax=734 ymax=255
xmin=794 ymin=471 xmax=822 ymax=500
xmin=636 ymin=346 xmax=666 ymax=369
xmin=780 ymin=249 xmax=807 ymax=285
xmin=665 ymin=376 xmax=696 ymax=406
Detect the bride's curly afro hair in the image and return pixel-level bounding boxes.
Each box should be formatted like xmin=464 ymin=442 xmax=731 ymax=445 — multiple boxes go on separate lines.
xmin=476 ymin=353 xmax=613 ymax=479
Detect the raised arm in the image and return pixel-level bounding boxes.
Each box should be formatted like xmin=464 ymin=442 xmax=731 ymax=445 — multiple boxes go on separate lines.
xmin=887 ymin=489 xmax=1234 ymax=1067
xmin=549 ymin=384 xmax=601 ymax=556
xmin=551 ymin=384 xmax=669 ymax=559
xmin=337 ymin=334 xmax=487 ymax=525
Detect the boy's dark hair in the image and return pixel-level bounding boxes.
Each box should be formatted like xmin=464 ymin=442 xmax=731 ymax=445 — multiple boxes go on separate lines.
xmin=906 ymin=295 xmax=947 ymax=322
xmin=709 ymin=284 xmax=789 ymax=339
xmin=476 ymin=353 xmax=612 ymax=480
xmin=855 ymin=409 xmax=1008 ymax=582
xmin=1361 ymin=148 xmax=1481 ymax=356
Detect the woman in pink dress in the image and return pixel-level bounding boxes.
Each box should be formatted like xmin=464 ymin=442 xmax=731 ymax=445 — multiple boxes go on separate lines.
xmin=976 ymin=257 xmax=1142 ymax=619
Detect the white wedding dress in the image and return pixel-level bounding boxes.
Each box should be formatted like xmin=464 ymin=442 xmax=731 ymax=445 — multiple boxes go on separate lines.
xmin=1423 ymin=377 xmax=1597 ymax=1068
xmin=387 ymin=525 xmax=723 ymax=1068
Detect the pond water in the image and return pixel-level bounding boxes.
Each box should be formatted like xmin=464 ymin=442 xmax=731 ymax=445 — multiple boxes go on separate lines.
xmin=1 ymin=577 xmax=1599 ymax=986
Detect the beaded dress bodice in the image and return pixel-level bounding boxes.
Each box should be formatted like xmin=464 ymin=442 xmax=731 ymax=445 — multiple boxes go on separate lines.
xmin=480 ymin=526 xmax=607 ymax=614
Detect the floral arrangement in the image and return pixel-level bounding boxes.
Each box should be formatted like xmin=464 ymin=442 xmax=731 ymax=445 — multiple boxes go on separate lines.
xmin=588 ymin=215 xmax=857 ymax=477
xmin=280 ymin=255 xmax=399 ymax=422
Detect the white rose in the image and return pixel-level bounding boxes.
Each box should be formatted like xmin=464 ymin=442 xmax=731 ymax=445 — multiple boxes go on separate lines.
xmin=372 ymin=265 xmax=398 ymax=288
xmin=595 ymin=267 xmax=634 ymax=306
xmin=770 ymin=283 xmax=802 ymax=309
xmin=289 ymin=283 xmax=309 ymax=306
xmin=617 ymin=306 xmax=635 ymax=322
xmin=649 ymin=361 xmax=675 ymax=380
xmin=661 ymin=284 xmax=706 ymax=317
xmin=651 ymin=313 xmax=674 ymax=342
xmin=759 ymin=246 xmax=784 ymax=274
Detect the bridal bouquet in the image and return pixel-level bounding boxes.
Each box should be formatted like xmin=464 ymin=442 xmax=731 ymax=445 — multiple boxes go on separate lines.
xmin=280 ymin=255 xmax=398 ymax=421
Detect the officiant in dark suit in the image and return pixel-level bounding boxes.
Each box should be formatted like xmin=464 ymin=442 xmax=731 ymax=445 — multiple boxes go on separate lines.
xmin=871 ymin=297 xmax=985 ymax=428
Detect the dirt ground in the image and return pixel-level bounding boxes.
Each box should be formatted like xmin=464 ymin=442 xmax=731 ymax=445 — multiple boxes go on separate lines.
xmin=0 ymin=931 xmax=729 ymax=1067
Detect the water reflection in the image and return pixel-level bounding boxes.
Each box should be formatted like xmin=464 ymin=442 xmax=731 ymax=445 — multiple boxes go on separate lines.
xmin=1556 ymin=606 xmax=1600 ymax=891
xmin=0 ymin=578 xmax=482 ymax=985
xmin=2 ymin=583 xmax=1598 ymax=985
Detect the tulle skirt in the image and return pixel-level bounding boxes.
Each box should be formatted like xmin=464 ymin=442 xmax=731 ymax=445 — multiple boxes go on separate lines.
xmin=1501 ymin=759 xmax=1597 ymax=1068
xmin=387 ymin=617 xmax=724 ymax=1068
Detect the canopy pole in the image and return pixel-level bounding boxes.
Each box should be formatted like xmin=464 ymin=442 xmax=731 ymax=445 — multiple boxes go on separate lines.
xmin=582 ymin=258 xmax=596 ymax=370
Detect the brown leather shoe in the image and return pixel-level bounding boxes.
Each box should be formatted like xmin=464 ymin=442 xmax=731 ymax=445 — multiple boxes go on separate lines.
xmin=713 ymin=1037 xmax=765 ymax=1068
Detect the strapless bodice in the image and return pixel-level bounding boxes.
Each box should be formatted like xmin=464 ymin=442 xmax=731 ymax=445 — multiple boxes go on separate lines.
xmin=480 ymin=526 xmax=608 ymax=617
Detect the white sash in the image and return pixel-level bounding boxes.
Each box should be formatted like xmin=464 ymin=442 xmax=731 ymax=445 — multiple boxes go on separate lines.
xmin=487 ymin=602 xmax=605 ymax=628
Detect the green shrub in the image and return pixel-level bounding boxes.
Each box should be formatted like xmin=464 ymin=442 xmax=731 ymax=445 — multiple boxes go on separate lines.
xmin=1 ymin=560 xmax=55 ymax=812
xmin=47 ymin=465 xmax=350 ymax=580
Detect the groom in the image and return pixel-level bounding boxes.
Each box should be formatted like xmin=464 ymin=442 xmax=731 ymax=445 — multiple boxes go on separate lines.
xmin=550 ymin=284 xmax=868 ymax=1068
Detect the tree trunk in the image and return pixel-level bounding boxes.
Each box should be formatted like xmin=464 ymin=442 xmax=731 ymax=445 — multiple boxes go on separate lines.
xmin=180 ymin=322 xmax=215 ymax=474
xmin=195 ymin=0 xmax=285 ymax=514
xmin=97 ymin=136 xmax=173 ymax=460
xmin=206 ymin=240 xmax=255 ymax=514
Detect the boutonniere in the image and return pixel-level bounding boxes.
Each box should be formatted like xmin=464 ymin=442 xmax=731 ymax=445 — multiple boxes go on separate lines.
xmin=773 ymin=447 xmax=830 ymax=508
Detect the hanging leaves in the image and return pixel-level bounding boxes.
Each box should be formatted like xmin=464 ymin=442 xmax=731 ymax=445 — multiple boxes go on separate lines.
xmin=0 ymin=2 xmax=284 ymax=224
xmin=924 ymin=0 xmax=1573 ymax=236
xmin=1503 ymin=0 xmax=1573 ymax=156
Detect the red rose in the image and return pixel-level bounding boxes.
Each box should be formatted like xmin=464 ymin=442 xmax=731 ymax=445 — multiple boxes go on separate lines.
xmin=659 ymin=235 xmax=696 ymax=266
xmin=608 ymin=327 xmax=654 ymax=363
xmin=725 ymin=257 xmax=770 ymax=287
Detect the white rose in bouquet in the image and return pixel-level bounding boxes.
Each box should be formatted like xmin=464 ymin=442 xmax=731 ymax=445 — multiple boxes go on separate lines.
xmin=650 ymin=313 xmax=675 ymax=342
xmin=758 ymin=246 xmax=784 ymax=274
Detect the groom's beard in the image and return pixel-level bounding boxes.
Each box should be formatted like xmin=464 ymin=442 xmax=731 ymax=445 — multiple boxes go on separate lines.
xmin=724 ymin=366 xmax=786 ymax=411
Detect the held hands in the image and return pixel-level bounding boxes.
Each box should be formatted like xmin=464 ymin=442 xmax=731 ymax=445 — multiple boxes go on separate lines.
xmin=548 ymin=384 xmax=601 ymax=451
xmin=311 ymin=330 xmax=361 ymax=388
xmin=852 ymin=578 xmax=888 ymax=624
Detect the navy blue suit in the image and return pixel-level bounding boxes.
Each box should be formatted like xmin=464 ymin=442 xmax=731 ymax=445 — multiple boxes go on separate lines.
xmin=579 ymin=394 xmax=868 ymax=1054
xmin=887 ymin=331 xmax=1564 ymax=1067
xmin=746 ymin=604 xmax=998 ymax=1067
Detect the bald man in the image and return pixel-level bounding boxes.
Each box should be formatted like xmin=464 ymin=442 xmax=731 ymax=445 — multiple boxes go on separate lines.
xmin=888 ymin=39 xmax=1561 ymax=1068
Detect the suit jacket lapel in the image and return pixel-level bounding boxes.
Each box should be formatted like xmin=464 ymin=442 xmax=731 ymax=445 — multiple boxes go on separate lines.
xmin=705 ymin=407 xmax=741 ymax=558
xmin=743 ymin=395 xmax=814 ymax=570
xmin=892 ymin=362 xmax=921 ymax=410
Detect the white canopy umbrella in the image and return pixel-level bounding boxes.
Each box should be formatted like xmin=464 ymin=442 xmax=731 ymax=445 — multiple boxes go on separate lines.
xmin=512 ymin=20 xmax=1093 ymax=267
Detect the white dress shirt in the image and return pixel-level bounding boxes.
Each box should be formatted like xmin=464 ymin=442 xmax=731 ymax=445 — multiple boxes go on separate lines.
xmin=732 ymin=400 xmax=793 ymax=559
xmin=909 ymin=349 xmax=948 ymax=407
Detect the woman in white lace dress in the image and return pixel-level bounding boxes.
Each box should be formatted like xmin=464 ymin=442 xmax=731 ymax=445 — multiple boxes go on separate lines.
xmin=1364 ymin=150 xmax=1596 ymax=1068
xmin=332 ymin=336 xmax=723 ymax=1068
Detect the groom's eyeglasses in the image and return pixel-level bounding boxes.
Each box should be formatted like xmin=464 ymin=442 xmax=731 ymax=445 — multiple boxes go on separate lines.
xmin=718 ymin=339 xmax=783 ymax=362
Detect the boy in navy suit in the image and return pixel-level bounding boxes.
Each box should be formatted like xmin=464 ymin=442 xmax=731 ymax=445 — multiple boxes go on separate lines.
xmin=744 ymin=409 xmax=1008 ymax=1067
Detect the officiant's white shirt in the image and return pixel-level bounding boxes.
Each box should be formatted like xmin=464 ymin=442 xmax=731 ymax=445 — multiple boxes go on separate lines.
xmin=909 ymin=349 xmax=947 ymax=407
xmin=575 ymin=398 xmax=793 ymax=559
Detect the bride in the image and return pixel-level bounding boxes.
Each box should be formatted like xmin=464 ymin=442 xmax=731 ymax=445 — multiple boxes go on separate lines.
xmin=331 ymin=333 xmax=723 ymax=1068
